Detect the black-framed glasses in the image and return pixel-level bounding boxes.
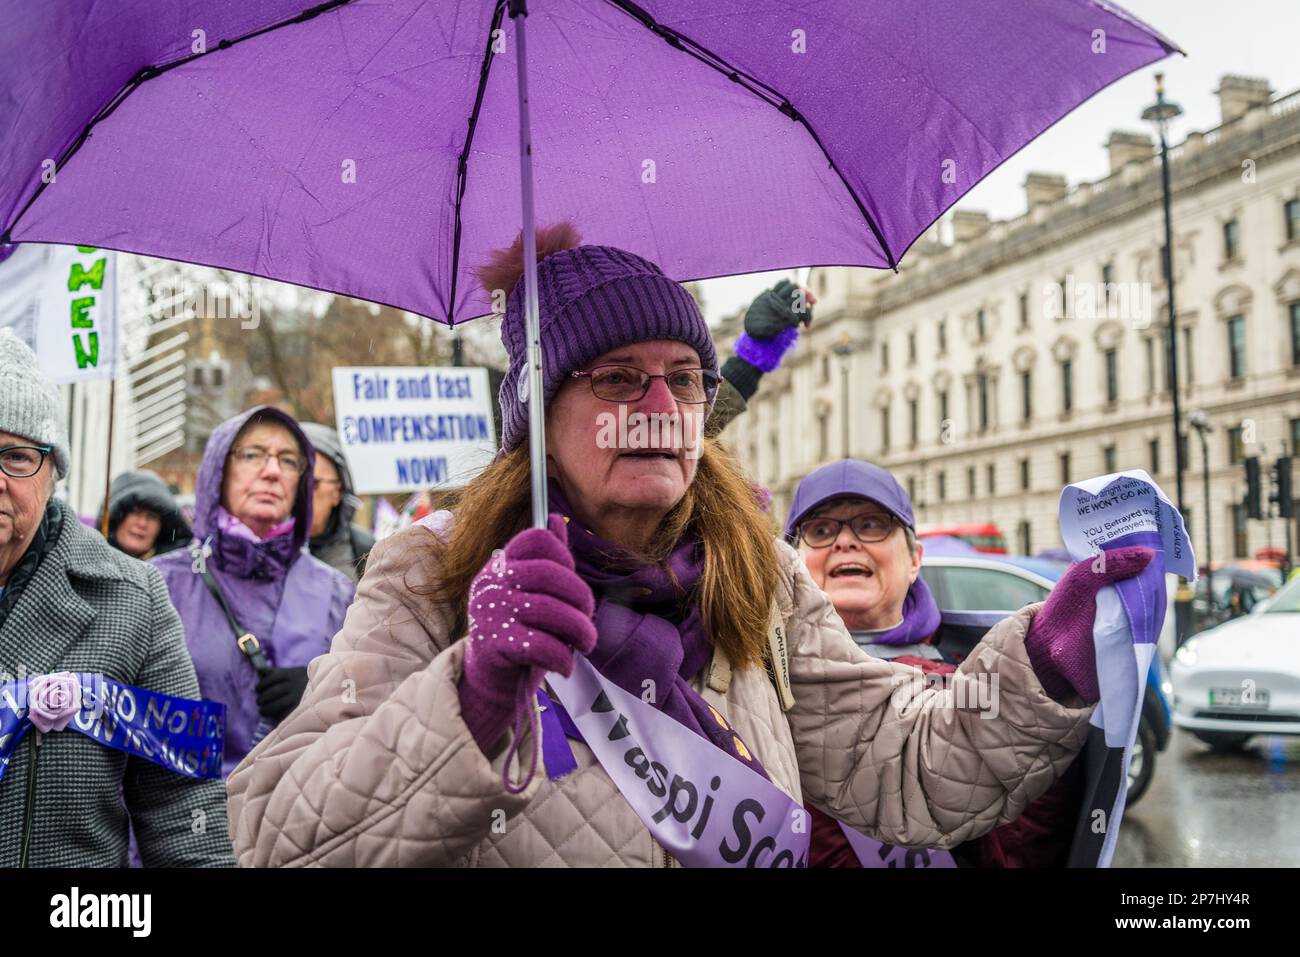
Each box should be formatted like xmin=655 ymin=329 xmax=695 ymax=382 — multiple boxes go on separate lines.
xmin=798 ymin=513 xmax=898 ymax=549
xmin=570 ymin=365 xmax=721 ymax=404
xmin=230 ymin=445 xmax=306 ymax=477
xmin=0 ymin=445 xmax=51 ymax=479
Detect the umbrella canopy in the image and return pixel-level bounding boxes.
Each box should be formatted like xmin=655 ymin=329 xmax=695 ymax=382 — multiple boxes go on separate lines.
xmin=0 ymin=0 xmax=1178 ymax=322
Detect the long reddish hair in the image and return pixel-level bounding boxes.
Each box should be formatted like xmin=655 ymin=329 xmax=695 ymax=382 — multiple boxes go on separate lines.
xmin=424 ymin=439 xmax=779 ymax=669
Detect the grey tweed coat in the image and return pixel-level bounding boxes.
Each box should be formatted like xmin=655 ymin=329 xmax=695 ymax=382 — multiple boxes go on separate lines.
xmin=0 ymin=500 xmax=234 ymax=867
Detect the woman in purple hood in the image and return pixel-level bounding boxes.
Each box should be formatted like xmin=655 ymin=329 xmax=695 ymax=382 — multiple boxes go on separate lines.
xmin=152 ymin=406 xmax=355 ymax=777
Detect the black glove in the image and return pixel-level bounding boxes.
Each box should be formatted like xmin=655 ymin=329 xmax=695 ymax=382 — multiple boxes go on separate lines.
xmin=742 ymin=278 xmax=813 ymax=339
xmin=255 ymin=666 xmax=310 ymax=723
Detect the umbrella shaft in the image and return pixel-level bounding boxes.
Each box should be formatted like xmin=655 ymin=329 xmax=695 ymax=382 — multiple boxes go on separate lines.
xmin=512 ymin=2 xmax=548 ymax=529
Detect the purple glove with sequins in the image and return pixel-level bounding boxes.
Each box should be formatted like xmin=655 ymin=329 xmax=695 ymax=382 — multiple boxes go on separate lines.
xmin=457 ymin=514 xmax=597 ymax=757
xmin=1023 ymin=546 xmax=1154 ymax=704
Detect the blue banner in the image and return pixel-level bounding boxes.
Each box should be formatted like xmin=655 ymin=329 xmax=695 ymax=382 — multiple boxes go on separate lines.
xmin=0 ymin=673 xmax=225 ymax=782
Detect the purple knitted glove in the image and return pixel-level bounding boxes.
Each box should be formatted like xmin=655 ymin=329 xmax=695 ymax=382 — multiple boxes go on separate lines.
xmin=1023 ymin=546 xmax=1154 ymax=704
xmin=457 ymin=514 xmax=597 ymax=784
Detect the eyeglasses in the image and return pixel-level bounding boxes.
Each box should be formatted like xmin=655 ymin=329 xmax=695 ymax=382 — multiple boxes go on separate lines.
xmin=798 ymin=513 xmax=898 ymax=549
xmin=0 ymin=445 xmax=51 ymax=478
xmin=570 ymin=365 xmax=721 ymax=404
xmin=230 ymin=445 xmax=306 ymax=477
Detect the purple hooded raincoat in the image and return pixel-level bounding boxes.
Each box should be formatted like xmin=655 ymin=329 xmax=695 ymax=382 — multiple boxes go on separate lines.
xmin=152 ymin=406 xmax=355 ymax=777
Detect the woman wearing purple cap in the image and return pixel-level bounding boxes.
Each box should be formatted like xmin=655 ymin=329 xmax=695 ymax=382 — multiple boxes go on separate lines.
xmin=786 ymin=459 xmax=1150 ymax=867
xmin=228 ymin=225 xmax=1134 ymax=868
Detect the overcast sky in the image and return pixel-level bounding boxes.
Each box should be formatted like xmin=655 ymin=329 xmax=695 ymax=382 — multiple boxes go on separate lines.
xmin=697 ymin=0 xmax=1300 ymax=324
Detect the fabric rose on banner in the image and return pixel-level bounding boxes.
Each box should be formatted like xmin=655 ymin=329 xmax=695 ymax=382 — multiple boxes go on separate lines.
xmin=26 ymin=672 xmax=82 ymax=733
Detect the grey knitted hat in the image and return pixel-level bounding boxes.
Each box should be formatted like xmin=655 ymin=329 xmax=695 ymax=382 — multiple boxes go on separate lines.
xmin=0 ymin=330 xmax=70 ymax=478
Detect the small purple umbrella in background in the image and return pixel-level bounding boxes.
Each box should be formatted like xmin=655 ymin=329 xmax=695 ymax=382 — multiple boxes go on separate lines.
xmin=0 ymin=0 xmax=1180 ymax=524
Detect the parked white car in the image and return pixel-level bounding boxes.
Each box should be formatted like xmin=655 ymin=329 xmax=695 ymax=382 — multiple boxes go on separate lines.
xmin=1170 ymin=574 xmax=1300 ymax=750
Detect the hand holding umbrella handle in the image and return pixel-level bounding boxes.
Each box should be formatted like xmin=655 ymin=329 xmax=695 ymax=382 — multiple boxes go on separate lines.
xmin=457 ymin=514 xmax=598 ymax=792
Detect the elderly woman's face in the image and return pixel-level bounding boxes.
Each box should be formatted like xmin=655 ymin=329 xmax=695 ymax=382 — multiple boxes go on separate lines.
xmin=221 ymin=420 xmax=304 ymax=532
xmin=0 ymin=430 xmax=55 ymax=558
xmin=797 ymin=498 xmax=922 ymax=630
xmin=545 ymin=339 xmax=703 ymax=525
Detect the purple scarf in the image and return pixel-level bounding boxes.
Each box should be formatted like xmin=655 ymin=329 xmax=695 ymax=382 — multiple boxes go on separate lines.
xmin=547 ymin=480 xmax=768 ymax=779
xmin=862 ymin=575 xmax=942 ymax=646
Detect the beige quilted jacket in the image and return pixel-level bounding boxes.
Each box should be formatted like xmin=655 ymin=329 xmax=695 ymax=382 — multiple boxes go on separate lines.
xmin=227 ymin=518 xmax=1094 ymax=867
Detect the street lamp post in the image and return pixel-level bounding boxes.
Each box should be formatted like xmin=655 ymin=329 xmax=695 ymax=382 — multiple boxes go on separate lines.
xmin=832 ymin=333 xmax=854 ymax=458
xmin=1190 ymin=410 xmax=1213 ymax=634
xmin=1143 ymin=72 xmax=1192 ymax=641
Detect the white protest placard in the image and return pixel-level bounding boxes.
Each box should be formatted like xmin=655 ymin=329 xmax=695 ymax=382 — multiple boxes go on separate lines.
xmin=332 ymin=366 xmax=496 ymax=494
xmin=1058 ymin=469 xmax=1195 ymax=866
xmin=0 ymin=243 xmax=118 ymax=382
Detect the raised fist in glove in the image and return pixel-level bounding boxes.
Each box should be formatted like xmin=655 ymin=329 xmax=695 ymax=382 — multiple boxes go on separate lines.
xmin=732 ymin=278 xmax=815 ymax=374
xmin=1024 ymin=546 xmax=1154 ymax=704
xmin=457 ymin=514 xmax=598 ymax=755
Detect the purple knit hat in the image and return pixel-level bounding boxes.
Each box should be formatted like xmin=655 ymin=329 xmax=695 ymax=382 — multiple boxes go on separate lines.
xmin=497 ymin=245 xmax=718 ymax=451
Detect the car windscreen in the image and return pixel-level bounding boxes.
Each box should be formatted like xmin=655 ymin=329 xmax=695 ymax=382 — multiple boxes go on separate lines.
xmin=1264 ymin=577 xmax=1300 ymax=614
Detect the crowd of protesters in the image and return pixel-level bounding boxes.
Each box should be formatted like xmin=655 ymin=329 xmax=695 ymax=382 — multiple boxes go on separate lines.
xmin=0 ymin=226 xmax=1153 ymax=869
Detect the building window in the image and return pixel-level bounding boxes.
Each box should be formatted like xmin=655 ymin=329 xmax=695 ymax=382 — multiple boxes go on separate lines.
xmin=937 ymin=470 xmax=947 ymax=502
xmin=1163 ymin=327 xmax=1175 ymax=392
xmin=1232 ymin=504 xmax=1248 ymax=558
xmin=1104 ymin=349 xmax=1118 ymax=404
xmin=937 ymin=320 xmax=947 ymax=355
xmin=1183 ymin=327 xmax=1194 ymax=387
xmin=907 ymin=476 xmax=917 ymax=503
xmin=977 ymin=372 xmax=990 ymax=432
xmin=986 ymin=463 xmax=996 ymax=496
xmin=817 ymin=413 xmax=829 ymax=461
xmin=192 ymin=366 xmax=204 ymax=387
xmin=820 ymin=354 xmax=830 ymax=384
xmin=881 ymin=341 xmax=889 ymax=373
xmin=1103 ymin=444 xmax=1117 ymax=473
xmin=967 ymin=466 xmax=976 ymax=497
xmin=1292 ymin=417 xmax=1300 ymax=456
xmin=1291 ymin=302 xmax=1300 ymax=367
xmin=908 ymin=398 xmax=919 ymax=446
xmin=1288 ymin=199 xmax=1300 ymax=242
xmin=1101 ymin=262 xmax=1115 ymax=309
xmin=908 ymin=331 xmax=917 ymax=364
xmin=881 ymin=404 xmax=890 ymax=452
xmin=1227 ymin=315 xmax=1247 ymax=380
xmin=1017 ymin=520 xmax=1031 ymax=556
xmin=1061 ymin=360 xmax=1073 ymax=413
xmin=1149 ymin=438 xmax=1160 ymax=476
xmin=1018 ymin=292 xmax=1029 ymax=330
xmin=212 ymin=366 xmax=224 ymax=388
xmin=1020 ymin=370 xmax=1032 ymax=421
xmin=939 ymin=390 xmax=949 ymax=434
xmin=976 ymin=309 xmax=987 ymax=342
xmin=1060 ymin=452 xmax=1071 ymax=485
xmin=1144 ymin=337 xmax=1156 ymax=394
xmin=1020 ymin=457 xmax=1030 ymax=491
xmin=1228 ymin=426 xmax=1246 ymax=465
xmin=1057 ymin=277 xmax=1068 ymax=318
xmin=1223 ymin=218 xmax=1241 ymax=262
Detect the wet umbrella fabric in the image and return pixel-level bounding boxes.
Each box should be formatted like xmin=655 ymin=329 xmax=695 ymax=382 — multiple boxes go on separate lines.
xmin=1 ymin=0 xmax=1177 ymax=322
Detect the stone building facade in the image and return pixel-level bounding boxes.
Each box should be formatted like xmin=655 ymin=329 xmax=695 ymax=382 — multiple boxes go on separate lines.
xmin=720 ymin=75 xmax=1300 ymax=562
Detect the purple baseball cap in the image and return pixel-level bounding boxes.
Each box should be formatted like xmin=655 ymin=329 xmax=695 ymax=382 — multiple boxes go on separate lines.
xmin=784 ymin=459 xmax=916 ymax=542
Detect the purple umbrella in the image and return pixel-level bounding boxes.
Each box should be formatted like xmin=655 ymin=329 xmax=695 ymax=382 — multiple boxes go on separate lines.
xmin=0 ymin=0 xmax=1179 ymax=522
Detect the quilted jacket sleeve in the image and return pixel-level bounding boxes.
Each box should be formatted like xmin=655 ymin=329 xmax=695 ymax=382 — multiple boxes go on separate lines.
xmin=782 ymin=543 xmax=1094 ymax=850
xmin=225 ymin=523 xmax=542 ymax=867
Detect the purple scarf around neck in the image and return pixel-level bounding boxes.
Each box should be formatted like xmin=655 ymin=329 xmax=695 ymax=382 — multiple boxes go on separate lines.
xmin=857 ymin=575 xmax=942 ymax=645
xmin=546 ymin=480 xmax=769 ymax=780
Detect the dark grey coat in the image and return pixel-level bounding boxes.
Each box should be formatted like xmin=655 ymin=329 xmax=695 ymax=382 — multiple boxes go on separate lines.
xmin=0 ymin=500 xmax=234 ymax=867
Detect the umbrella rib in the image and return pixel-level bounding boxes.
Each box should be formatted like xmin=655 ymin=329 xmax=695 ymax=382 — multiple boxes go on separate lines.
xmin=1 ymin=0 xmax=356 ymax=246
xmin=601 ymin=0 xmax=896 ymax=270
xmin=447 ymin=0 xmax=511 ymax=327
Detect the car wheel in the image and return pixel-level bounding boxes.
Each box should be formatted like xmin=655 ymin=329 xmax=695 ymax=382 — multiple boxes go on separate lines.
xmin=1127 ymin=719 xmax=1156 ymax=805
xmin=1192 ymin=731 xmax=1251 ymax=752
